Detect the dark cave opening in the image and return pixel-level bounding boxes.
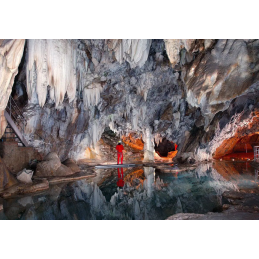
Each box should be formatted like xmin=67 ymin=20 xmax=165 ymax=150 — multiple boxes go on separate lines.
xmin=154 ymin=138 xmax=177 ymax=157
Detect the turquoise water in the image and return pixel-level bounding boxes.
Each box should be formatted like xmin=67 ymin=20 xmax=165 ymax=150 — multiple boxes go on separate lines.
xmin=1 ymin=163 xmax=257 ymax=220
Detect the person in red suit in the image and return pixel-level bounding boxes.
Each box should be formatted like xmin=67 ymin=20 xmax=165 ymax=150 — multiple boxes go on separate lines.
xmin=117 ymin=167 xmax=124 ymax=188
xmin=116 ymin=140 xmax=124 ymax=165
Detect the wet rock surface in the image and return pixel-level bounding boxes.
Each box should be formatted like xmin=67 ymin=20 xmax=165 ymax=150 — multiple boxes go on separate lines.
xmin=0 ymin=179 xmax=49 ymax=199
xmin=167 ymin=190 xmax=259 ymax=220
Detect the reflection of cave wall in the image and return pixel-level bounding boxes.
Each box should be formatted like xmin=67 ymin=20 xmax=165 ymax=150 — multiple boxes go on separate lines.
xmin=154 ymin=138 xmax=176 ymax=157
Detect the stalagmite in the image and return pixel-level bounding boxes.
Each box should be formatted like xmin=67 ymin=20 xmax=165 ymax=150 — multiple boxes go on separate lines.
xmin=143 ymin=127 xmax=155 ymax=162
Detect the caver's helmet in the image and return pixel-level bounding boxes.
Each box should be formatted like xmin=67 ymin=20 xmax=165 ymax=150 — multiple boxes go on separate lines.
xmin=118 ymin=140 xmax=122 ymax=144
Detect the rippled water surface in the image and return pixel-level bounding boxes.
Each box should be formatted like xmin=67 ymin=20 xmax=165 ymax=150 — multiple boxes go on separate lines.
xmin=1 ymin=162 xmax=258 ymax=220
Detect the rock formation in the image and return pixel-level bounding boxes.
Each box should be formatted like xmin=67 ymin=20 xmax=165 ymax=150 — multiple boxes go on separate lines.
xmin=1 ymin=39 xmax=259 ymax=163
xmin=0 ymin=157 xmax=18 ymax=190
xmin=0 ymin=39 xmax=25 ymax=138
xmin=35 ymin=152 xmax=74 ymax=177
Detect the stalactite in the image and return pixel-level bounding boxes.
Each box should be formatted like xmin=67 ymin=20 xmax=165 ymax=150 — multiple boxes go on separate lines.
xmin=0 ymin=39 xmax=25 ymax=138
xmin=108 ymin=39 xmax=152 ymax=68
xmin=26 ymin=39 xmax=87 ymax=107
xmin=82 ymin=83 xmax=103 ymax=109
xmin=164 ymin=39 xmax=195 ymax=67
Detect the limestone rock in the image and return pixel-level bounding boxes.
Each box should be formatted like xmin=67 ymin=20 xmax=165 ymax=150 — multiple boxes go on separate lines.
xmin=44 ymin=152 xmax=60 ymax=161
xmin=35 ymin=152 xmax=76 ymax=177
xmin=0 ymin=157 xmax=18 ymax=190
xmin=36 ymin=158 xmax=61 ymax=177
xmin=17 ymin=169 xmax=33 ymax=184
xmin=62 ymin=158 xmax=80 ymax=173
xmin=35 ymin=152 xmax=61 ymax=177
xmin=0 ymin=39 xmax=25 ymax=138
xmin=164 ymin=39 xmax=195 ymax=67
xmin=108 ymin=39 xmax=152 ymax=68
xmin=55 ymin=164 xmax=74 ymax=176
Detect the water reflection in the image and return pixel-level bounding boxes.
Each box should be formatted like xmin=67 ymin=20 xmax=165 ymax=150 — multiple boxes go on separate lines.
xmin=1 ymin=162 xmax=258 ymax=220
xmin=117 ymin=168 xmax=124 ymax=188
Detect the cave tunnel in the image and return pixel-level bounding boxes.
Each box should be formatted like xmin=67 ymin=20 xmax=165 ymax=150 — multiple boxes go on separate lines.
xmin=154 ymin=138 xmax=177 ymax=158
xmin=214 ymin=133 xmax=259 ymax=161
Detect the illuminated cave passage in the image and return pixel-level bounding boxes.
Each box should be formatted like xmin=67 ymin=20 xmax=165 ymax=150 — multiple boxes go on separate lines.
xmin=154 ymin=138 xmax=177 ymax=157
xmin=213 ymin=133 xmax=259 ymax=161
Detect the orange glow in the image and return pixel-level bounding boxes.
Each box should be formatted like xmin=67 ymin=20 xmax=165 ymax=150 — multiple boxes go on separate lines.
xmin=124 ymin=169 xmax=144 ymax=188
xmin=85 ymin=147 xmax=100 ymax=160
xmin=154 ymin=150 xmax=178 ymax=162
xmin=220 ymin=152 xmax=254 ymax=161
xmin=122 ymin=134 xmax=144 ymax=150
xmin=214 ymin=111 xmax=259 ymax=160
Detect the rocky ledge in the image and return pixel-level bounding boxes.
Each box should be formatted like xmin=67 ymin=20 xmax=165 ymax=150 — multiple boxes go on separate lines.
xmin=167 ymin=190 xmax=259 ymax=220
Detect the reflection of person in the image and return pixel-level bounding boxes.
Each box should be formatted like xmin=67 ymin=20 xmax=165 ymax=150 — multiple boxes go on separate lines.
xmin=117 ymin=168 xmax=124 ymax=188
xmin=116 ymin=140 xmax=124 ymax=165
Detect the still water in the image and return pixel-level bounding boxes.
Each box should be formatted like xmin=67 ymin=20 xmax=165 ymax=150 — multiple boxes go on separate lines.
xmin=1 ymin=162 xmax=258 ymax=220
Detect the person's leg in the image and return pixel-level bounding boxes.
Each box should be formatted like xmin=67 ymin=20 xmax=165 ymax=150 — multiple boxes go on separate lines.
xmin=117 ymin=152 xmax=120 ymax=164
xmin=121 ymin=152 xmax=123 ymax=164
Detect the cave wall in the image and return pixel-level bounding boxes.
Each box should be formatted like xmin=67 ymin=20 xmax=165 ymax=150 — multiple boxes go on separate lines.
xmin=0 ymin=39 xmax=25 ymax=138
xmin=2 ymin=39 xmax=259 ymax=162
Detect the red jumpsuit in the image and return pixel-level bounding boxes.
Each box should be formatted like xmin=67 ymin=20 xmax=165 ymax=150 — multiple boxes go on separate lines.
xmin=116 ymin=144 xmax=124 ymax=164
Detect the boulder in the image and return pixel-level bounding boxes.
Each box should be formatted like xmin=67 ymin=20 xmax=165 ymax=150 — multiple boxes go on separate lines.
xmin=0 ymin=157 xmax=18 ymax=191
xmin=35 ymin=152 xmax=76 ymax=177
xmin=44 ymin=152 xmax=60 ymax=161
xmin=36 ymin=159 xmax=61 ymax=176
xmin=62 ymin=158 xmax=80 ymax=173
xmin=35 ymin=152 xmax=61 ymax=177
xmin=17 ymin=169 xmax=34 ymax=184
xmin=55 ymin=164 xmax=74 ymax=176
